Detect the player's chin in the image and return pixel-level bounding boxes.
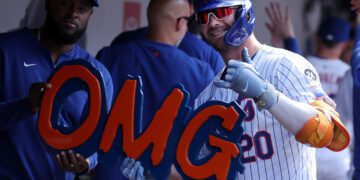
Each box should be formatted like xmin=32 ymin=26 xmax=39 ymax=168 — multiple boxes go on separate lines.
xmin=208 ymin=38 xmax=225 ymax=51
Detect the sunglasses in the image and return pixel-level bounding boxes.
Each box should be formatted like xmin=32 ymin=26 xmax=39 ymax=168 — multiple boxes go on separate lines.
xmin=196 ymin=6 xmax=237 ymax=25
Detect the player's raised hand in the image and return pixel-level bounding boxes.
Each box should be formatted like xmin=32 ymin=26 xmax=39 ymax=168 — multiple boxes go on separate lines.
xmin=351 ymin=0 xmax=360 ymax=13
xmin=214 ymin=48 xmax=278 ymax=110
xmin=265 ymin=2 xmax=295 ymax=45
xmin=27 ymin=82 xmax=52 ymax=114
xmin=120 ymin=157 xmax=144 ymax=180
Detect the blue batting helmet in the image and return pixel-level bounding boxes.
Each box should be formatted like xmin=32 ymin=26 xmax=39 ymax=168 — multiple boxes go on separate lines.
xmin=90 ymin=0 xmax=99 ymax=7
xmin=194 ymin=0 xmax=256 ymax=46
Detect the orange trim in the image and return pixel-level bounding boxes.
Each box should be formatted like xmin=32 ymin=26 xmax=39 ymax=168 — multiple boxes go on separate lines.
xmin=295 ymin=113 xmax=333 ymax=148
xmin=176 ymin=105 xmax=240 ymax=180
xmin=99 ymin=80 xmax=184 ymax=166
xmin=38 ymin=65 xmax=101 ymax=149
xmin=311 ymin=100 xmax=350 ymax=151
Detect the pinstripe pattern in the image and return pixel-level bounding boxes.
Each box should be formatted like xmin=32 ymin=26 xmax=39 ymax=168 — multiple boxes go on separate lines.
xmin=195 ymin=45 xmax=322 ymax=180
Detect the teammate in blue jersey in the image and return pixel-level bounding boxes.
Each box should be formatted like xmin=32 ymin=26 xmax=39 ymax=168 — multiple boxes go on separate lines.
xmin=0 ymin=0 xmax=113 ymax=179
xmin=350 ymin=1 xmax=360 ymax=179
xmin=93 ymin=0 xmax=214 ymax=179
xmin=111 ymin=22 xmax=225 ymax=75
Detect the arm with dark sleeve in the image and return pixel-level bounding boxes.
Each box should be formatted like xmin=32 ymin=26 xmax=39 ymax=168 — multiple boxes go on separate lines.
xmin=283 ymin=37 xmax=302 ymax=55
xmin=351 ymin=17 xmax=360 ymax=180
xmin=0 ymin=50 xmax=33 ymax=132
xmin=352 ymin=24 xmax=360 ymax=76
xmin=210 ymin=48 xmax=225 ymax=74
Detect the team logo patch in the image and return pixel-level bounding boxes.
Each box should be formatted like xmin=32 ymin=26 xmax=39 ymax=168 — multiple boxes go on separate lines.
xmin=304 ymin=69 xmax=316 ymax=80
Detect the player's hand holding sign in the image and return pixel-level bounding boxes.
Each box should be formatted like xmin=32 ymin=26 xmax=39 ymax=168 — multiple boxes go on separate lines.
xmin=120 ymin=157 xmax=144 ymax=180
xmin=215 ymin=48 xmax=278 ymax=110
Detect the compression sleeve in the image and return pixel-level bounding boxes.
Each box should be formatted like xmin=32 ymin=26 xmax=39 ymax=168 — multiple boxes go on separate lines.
xmin=269 ymin=93 xmax=318 ymax=135
xmin=283 ymin=37 xmax=301 ymax=55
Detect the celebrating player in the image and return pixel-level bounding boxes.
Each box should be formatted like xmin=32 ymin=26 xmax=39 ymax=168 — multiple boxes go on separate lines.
xmin=0 ymin=0 xmax=113 ymax=179
xmin=194 ymin=0 xmax=350 ymax=179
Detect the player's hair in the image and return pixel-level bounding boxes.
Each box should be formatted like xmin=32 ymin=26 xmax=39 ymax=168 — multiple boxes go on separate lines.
xmin=320 ymin=39 xmax=341 ymax=49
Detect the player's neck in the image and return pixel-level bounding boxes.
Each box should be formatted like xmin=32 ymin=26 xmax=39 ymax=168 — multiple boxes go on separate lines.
xmin=222 ymin=34 xmax=261 ymax=63
xmin=148 ymin=28 xmax=177 ymax=46
xmin=38 ymin=26 xmax=74 ymax=64
xmin=316 ymin=48 xmax=342 ymax=60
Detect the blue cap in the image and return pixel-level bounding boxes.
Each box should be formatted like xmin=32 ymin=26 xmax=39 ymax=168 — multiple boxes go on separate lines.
xmin=318 ymin=16 xmax=350 ymax=43
xmin=90 ymin=0 xmax=99 ymax=7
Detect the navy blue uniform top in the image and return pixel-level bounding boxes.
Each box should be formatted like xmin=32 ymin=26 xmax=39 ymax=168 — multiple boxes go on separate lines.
xmin=94 ymin=40 xmax=215 ymax=180
xmin=111 ymin=27 xmax=225 ymax=74
xmin=0 ymin=28 xmax=113 ymax=179
xmin=352 ymin=25 xmax=360 ymax=180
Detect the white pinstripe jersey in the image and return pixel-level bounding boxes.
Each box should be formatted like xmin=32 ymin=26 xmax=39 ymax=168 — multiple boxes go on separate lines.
xmin=195 ymin=45 xmax=328 ymax=180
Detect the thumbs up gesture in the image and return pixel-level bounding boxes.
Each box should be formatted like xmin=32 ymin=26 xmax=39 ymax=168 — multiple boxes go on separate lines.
xmin=214 ymin=47 xmax=279 ymax=110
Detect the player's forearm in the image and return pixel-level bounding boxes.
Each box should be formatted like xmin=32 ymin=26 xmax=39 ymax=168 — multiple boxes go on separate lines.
xmin=269 ymin=92 xmax=349 ymax=151
xmin=0 ymin=98 xmax=34 ymax=131
xmin=268 ymin=93 xmax=318 ymax=135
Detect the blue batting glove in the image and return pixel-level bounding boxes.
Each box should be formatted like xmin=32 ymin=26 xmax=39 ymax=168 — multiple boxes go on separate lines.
xmin=120 ymin=157 xmax=144 ymax=180
xmin=214 ymin=48 xmax=278 ymax=110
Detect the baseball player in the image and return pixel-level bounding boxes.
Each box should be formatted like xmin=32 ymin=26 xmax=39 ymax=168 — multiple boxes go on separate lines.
xmin=307 ymin=16 xmax=352 ymax=180
xmin=193 ymin=0 xmax=350 ymax=179
xmin=307 ymin=16 xmax=351 ymax=99
xmin=0 ymin=0 xmax=113 ymax=179
xmin=93 ymin=0 xmax=215 ymax=179
xmin=111 ymin=27 xmax=225 ymax=75
xmin=349 ymin=1 xmax=360 ymax=179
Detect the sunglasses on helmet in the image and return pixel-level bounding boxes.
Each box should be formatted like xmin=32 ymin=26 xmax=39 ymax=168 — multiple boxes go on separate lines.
xmin=195 ymin=6 xmax=238 ymax=25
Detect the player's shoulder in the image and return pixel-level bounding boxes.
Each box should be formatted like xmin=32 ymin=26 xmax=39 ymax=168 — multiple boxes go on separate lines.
xmin=182 ymin=32 xmax=210 ymax=48
xmin=195 ymin=70 xmax=238 ymax=109
xmin=336 ymin=59 xmax=351 ymax=70
xmin=73 ymin=45 xmax=112 ymax=79
xmin=98 ymin=42 xmax=138 ymax=59
xmin=259 ymin=45 xmax=316 ymax=73
xmin=0 ymin=28 xmax=27 ymax=40
xmin=0 ymin=28 xmax=33 ymax=49
xmin=184 ymin=55 xmax=216 ymax=78
xmin=181 ymin=32 xmax=221 ymax=56
xmin=260 ymin=45 xmax=307 ymax=63
xmin=111 ymin=27 xmax=148 ymax=45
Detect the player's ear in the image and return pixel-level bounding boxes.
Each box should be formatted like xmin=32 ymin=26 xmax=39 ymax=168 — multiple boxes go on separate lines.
xmin=338 ymin=42 xmax=348 ymax=52
xmin=175 ymin=17 xmax=188 ymax=32
xmin=175 ymin=18 xmax=182 ymax=31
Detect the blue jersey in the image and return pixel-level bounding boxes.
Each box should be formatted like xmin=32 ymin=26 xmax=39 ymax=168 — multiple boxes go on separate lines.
xmin=0 ymin=28 xmax=113 ymax=179
xmin=94 ymin=40 xmax=215 ymax=180
xmin=352 ymin=25 xmax=360 ymax=180
xmin=111 ymin=27 xmax=225 ymax=74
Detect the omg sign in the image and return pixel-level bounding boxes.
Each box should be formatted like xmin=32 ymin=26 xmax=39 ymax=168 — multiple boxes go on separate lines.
xmin=37 ymin=60 xmax=245 ymax=179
